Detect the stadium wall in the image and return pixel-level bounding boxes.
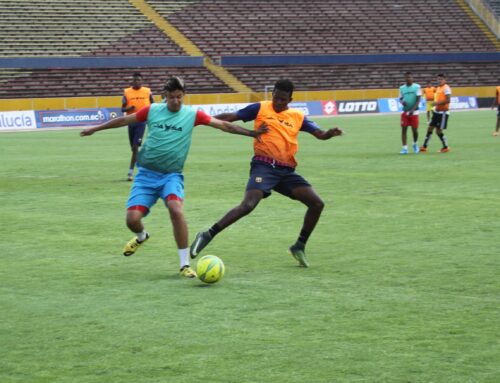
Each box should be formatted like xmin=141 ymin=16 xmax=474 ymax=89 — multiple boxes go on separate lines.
xmin=0 ymin=86 xmax=496 ymax=112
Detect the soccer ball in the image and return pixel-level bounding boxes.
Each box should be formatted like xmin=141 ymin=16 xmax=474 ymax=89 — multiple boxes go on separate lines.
xmin=196 ymin=255 xmax=225 ymax=284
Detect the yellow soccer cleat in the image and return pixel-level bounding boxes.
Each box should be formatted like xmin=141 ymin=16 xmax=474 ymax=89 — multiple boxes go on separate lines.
xmin=123 ymin=233 xmax=149 ymax=256
xmin=180 ymin=265 xmax=197 ymax=278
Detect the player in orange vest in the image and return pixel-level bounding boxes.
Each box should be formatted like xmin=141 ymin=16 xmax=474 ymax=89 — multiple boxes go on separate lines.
xmin=492 ymin=86 xmax=500 ymax=136
xmin=190 ymin=79 xmax=344 ymax=268
xmin=420 ymin=74 xmax=452 ymax=153
xmin=122 ymin=72 xmax=154 ymax=181
xmin=422 ymin=81 xmax=436 ymax=123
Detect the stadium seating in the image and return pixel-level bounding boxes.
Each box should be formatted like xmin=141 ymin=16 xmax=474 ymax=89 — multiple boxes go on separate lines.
xmin=0 ymin=0 xmax=498 ymax=99
xmin=0 ymin=67 xmax=233 ymax=98
xmin=0 ymin=0 xmax=152 ymax=57
xmin=485 ymin=0 xmax=500 ymax=15
xmin=153 ymin=0 xmax=498 ymax=58
xmin=226 ymin=62 xmax=500 ymax=91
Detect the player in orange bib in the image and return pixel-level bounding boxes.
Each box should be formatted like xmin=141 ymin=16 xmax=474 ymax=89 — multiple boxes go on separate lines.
xmin=422 ymin=81 xmax=436 ymax=123
xmin=420 ymin=74 xmax=452 ymax=153
xmin=492 ymin=85 xmax=500 ymax=136
xmin=122 ymin=72 xmax=154 ymax=181
xmin=190 ymin=79 xmax=344 ymax=267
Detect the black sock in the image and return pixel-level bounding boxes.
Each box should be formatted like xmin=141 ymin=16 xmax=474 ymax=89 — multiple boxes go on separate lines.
xmin=297 ymin=229 xmax=311 ymax=246
xmin=208 ymin=223 xmax=222 ymax=238
xmin=437 ymin=133 xmax=448 ymax=148
xmin=423 ymin=132 xmax=432 ymax=147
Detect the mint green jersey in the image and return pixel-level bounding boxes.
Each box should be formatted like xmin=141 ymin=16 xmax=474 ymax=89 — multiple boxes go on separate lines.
xmin=137 ymin=103 xmax=197 ymax=173
xmin=399 ymin=83 xmax=422 ymax=112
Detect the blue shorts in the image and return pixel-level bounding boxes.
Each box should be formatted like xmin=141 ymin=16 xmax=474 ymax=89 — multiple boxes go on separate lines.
xmin=246 ymin=161 xmax=311 ymax=198
xmin=128 ymin=122 xmax=146 ymax=147
xmin=127 ymin=167 xmax=184 ymax=215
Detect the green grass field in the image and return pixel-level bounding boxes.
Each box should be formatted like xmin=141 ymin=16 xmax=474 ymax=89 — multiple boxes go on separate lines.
xmin=1 ymin=110 xmax=499 ymax=382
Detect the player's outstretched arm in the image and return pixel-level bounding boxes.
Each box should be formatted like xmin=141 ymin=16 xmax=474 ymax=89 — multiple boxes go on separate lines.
xmin=207 ymin=118 xmax=268 ymax=140
xmin=80 ymin=114 xmax=137 ymax=136
xmin=213 ymin=112 xmax=240 ymax=122
xmin=312 ymin=127 xmax=344 ymax=140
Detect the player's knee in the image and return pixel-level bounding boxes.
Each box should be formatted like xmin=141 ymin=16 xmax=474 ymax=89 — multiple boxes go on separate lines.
xmin=239 ymin=200 xmax=258 ymax=215
xmin=312 ymin=198 xmax=325 ymax=213
xmin=126 ymin=212 xmax=142 ymax=230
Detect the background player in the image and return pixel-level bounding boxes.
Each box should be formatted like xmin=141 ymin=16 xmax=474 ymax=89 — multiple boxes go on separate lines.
xmin=81 ymin=77 xmax=267 ymax=278
xmin=399 ymin=71 xmax=421 ymax=154
xmin=190 ymin=79 xmax=343 ymax=268
xmin=420 ymin=74 xmax=452 ymax=153
xmin=423 ymin=80 xmax=436 ymax=123
xmin=122 ymin=72 xmax=154 ymax=181
xmin=492 ymin=85 xmax=500 ymax=137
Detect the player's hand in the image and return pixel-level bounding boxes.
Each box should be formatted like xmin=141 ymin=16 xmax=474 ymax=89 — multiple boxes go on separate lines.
xmin=401 ymin=101 xmax=407 ymax=106
xmin=252 ymin=123 xmax=269 ymax=142
xmin=80 ymin=128 xmax=95 ymax=136
xmin=327 ymin=127 xmax=343 ymax=138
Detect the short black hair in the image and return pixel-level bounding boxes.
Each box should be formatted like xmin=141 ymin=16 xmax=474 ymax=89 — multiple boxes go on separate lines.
xmin=274 ymin=79 xmax=294 ymax=96
xmin=133 ymin=72 xmax=142 ymax=78
xmin=437 ymin=73 xmax=446 ymax=78
xmin=405 ymin=71 xmax=412 ymax=76
xmin=163 ymin=76 xmax=185 ymax=92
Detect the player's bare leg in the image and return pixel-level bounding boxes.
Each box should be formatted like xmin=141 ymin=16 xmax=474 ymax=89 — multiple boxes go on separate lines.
xmin=128 ymin=145 xmax=139 ymax=181
xmin=288 ymin=186 xmax=325 ymax=267
xmin=124 ymin=209 xmax=149 ymax=256
xmin=400 ymin=125 xmax=409 ymax=154
xmin=190 ymin=189 xmax=264 ymax=258
xmin=166 ymin=198 xmax=196 ymax=277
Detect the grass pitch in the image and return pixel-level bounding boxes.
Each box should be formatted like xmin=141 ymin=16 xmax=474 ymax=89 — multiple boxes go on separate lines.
xmin=1 ymin=110 xmax=499 ymax=382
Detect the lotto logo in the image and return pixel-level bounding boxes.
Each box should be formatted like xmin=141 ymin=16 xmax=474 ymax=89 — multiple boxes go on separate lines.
xmin=321 ymin=101 xmax=337 ymax=115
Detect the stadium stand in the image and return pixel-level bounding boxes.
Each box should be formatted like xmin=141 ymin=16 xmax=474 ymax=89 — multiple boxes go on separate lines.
xmin=485 ymin=0 xmax=500 ymax=15
xmin=0 ymin=0 xmax=498 ymax=99
xmin=225 ymin=62 xmax=500 ymax=92
xmin=153 ymin=0 xmax=498 ymax=58
xmin=0 ymin=67 xmax=233 ymax=98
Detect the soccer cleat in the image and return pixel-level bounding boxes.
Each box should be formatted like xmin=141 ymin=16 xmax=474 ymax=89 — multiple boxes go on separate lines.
xmin=288 ymin=244 xmax=310 ymax=268
xmin=419 ymin=146 xmax=428 ymax=153
xmin=180 ymin=265 xmax=197 ymax=278
xmin=399 ymin=148 xmax=408 ymax=155
xmin=493 ymin=132 xmax=499 ymax=137
xmin=127 ymin=175 xmax=133 ymax=182
xmin=189 ymin=231 xmax=213 ymax=259
xmin=438 ymin=147 xmax=450 ymax=153
xmin=412 ymin=143 xmax=420 ymax=154
xmin=123 ymin=233 xmax=149 ymax=256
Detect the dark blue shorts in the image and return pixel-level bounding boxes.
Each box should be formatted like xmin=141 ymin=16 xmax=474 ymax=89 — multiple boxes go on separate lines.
xmin=128 ymin=122 xmax=146 ymax=147
xmin=246 ymin=161 xmax=311 ymax=198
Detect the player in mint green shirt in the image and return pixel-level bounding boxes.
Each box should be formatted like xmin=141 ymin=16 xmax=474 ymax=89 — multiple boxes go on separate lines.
xmin=399 ymin=71 xmax=422 ymax=154
xmin=81 ymin=77 xmax=267 ymax=278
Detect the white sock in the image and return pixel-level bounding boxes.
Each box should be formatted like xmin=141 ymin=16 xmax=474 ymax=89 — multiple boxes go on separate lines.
xmin=136 ymin=231 xmax=147 ymax=242
xmin=179 ymin=248 xmax=189 ymax=269
xmin=128 ymin=168 xmax=134 ymax=176
xmin=403 ymin=145 xmax=408 ymax=150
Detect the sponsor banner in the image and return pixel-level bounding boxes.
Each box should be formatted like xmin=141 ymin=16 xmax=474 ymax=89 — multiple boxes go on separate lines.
xmin=192 ymin=103 xmax=250 ymax=116
xmin=192 ymin=102 xmax=325 ymax=117
xmin=449 ymin=96 xmax=477 ymax=110
xmin=0 ymin=110 xmax=37 ymax=130
xmin=321 ymin=100 xmax=338 ymax=116
xmin=378 ymin=96 xmax=478 ymax=113
xmin=377 ymin=98 xmax=426 ymax=113
xmin=289 ymin=101 xmax=323 ymax=116
xmin=337 ymin=100 xmax=379 ymax=114
xmin=35 ymin=108 xmax=121 ymax=128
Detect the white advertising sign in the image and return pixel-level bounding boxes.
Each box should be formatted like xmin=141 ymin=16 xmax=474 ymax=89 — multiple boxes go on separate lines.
xmin=0 ymin=110 xmax=36 ymax=130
